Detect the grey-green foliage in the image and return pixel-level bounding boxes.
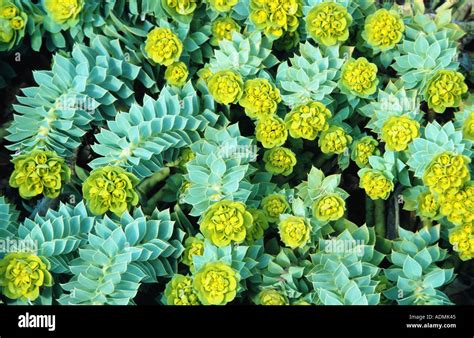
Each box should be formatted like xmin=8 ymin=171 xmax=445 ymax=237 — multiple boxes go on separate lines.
xmin=307 ymin=225 xmax=384 ymax=305
xmin=6 ymin=35 xmax=141 ymax=157
xmin=90 ymin=85 xmax=218 ymax=179
xmin=383 ymin=225 xmax=454 ymax=305
xmin=0 ymin=196 xmax=19 ymax=238
xmin=182 ymin=124 xmax=256 ymax=216
xmin=17 ymin=201 xmax=95 ymax=273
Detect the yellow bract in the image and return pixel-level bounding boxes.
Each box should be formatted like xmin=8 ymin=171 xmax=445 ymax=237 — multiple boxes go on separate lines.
xmin=425 ymin=70 xmax=468 ymax=113
xmin=364 ymin=9 xmax=404 ymax=50
xmin=306 ymin=2 xmax=352 ymax=46
xmin=261 ymin=194 xmax=289 ymax=222
xmin=278 ymin=215 xmax=311 ymax=249
xmin=341 ymin=57 xmax=378 ymax=97
xmin=258 ymin=289 xmax=287 ymax=305
xmin=207 ymin=70 xmax=244 ymax=105
xmin=200 ymin=200 xmax=253 ymax=247
xmin=182 ymin=236 xmax=205 ymax=269
xmin=449 ymin=222 xmax=474 ymax=261
xmin=193 ymin=262 xmax=239 ymax=305
xmin=285 ymin=101 xmax=331 ymax=140
xmin=438 ymin=185 xmax=474 ymax=225
xmin=381 ymin=116 xmax=420 ymax=151
xmin=312 ymin=194 xmax=345 ymax=222
xmin=164 ymin=274 xmax=201 ymax=305
xmin=462 ymin=111 xmax=474 ymax=141
xmin=353 ymin=137 xmax=378 ymax=168
xmin=319 ymin=126 xmax=352 ymax=155
xmin=144 ymin=27 xmax=183 ymax=66
xmin=418 ymin=191 xmax=439 ymax=219
xmin=239 ymin=78 xmax=281 ymax=119
xmin=360 ymin=170 xmax=394 ymax=200
xmin=263 ymin=146 xmax=296 ymax=176
xmin=209 ymin=0 xmax=238 ymax=12
xmin=44 ymin=0 xmax=83 ymax=24
xmin=255 ymin=116 xmax=288 ymax=148
xmin=164 ymin=61 xmax=189 ymax=87
xmin=423 ymin=152 xmax=470 ymax=194
xmin=249 ymin=0 xmax=301 ymax=39
xmin=211 ymin=16 xmax=239 ymax=45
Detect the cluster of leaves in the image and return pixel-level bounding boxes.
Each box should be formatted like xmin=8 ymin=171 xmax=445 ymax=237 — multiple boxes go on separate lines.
xmin=0 ymin=0 xmax=473 ymax=305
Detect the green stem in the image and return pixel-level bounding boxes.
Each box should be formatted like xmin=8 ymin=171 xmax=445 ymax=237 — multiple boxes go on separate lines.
xmin=374 ymin=199 xmax=386 ymax=238
xmin=137 ymin=167 xmax=171 ymax=197
xmin=365 ymin=196 xmax=374 ymax=227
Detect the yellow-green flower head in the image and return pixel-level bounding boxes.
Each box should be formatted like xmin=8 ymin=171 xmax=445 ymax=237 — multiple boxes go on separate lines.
xmin=278 ymin=215 xmax=311 ymax=249
xmin=246 ymin=209 xmax=269 ymax=242
xmin=9 ymin=15 xmax=24 ymax=30
xmin=144 ymin=27 xmax=183 ymax=66
xmin=425 ymin=70 xmax=468 ymax=114
xmin=207 ymin=70 xmax=244 ymax=105
xmin=0 ymin=4 xmax=17 ymax=19
xmin=462 ymin=110 xmax=474 ymax=141
xmin=249 ymin=0 xmax=302 ymax=39
xmin=418 ymin=191 xmax=439 ymax=219
xmin=43 ymin=0 xmax=83 ymax=24
xmin=318 ymin=126 xmax=352 ymax=155
xmin=285 ymin=101 xmax=331 ymax=140
xmin=352 ymin=136 xmax=379 ymax=168
xmin=200 ymin=200 xmax=253 ymax=247
xmin=164 ymin=274 xmax=201 ymax=305
xmin=312 ymin=194 xmax=345 ymax=222
xmin=449 ymin=222 xmax=474 ymax=261
xmin=438 ymin=185 xmax=474 ymax=226
xmin=182 ymin=236 xmax=205 ymax=268
xmin=210 ymin=16 xmax=239 ymax=45
xmin=306 ymin=2 xmax=352 ymax=46
xmin=197 ymin=66 xmax=213 ymax=84
xmin=341 ymin=57 xmax=378 ymax=97
xmin=0 ymin=18 xmax=13 ymax=43
xmin=208 ymin=0 xmax=238 ymax=12
xmin=257 ymin=288 xmax=287 ymax=305
xmin=9 ymin=149 xmax=71 ymax=199
xmin=363 ymin=9 xmax=404 ymax=51
xmin=261 ymin=194 xmax=289 ymax=222
xmin=82 ymin=166 xmax=140 ymax=216
xmin=165 ymin=61 xmax=189 ymax=87
xmin=239 ymin=78 xmax=281 ymax=119
xmin=255 ymin=116 xmax=288 ymax=148
xmin=0 ymin=252 xmax=53 ymax=301
xmin=360 ymin=170 xmax=394 ymax=200
xmin=193 ymin=261 xmax=239 ymax=305
xmin=163 ymin=0 xmax=198 ymax=17
xmin=422 ymin=152 xmax=470 ymax=194
xmin=263 ymin=146 xmax=297 ymax=176
xmin=381 ymin=116 xmax=420 ymax=152
xmin=179 ymin=147 xmax=196 ymax=167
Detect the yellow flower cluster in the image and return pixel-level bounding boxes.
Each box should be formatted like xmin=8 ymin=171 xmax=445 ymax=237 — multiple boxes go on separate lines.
xmin=381 ymin=116 xmax=420 ymax=151
xmin=425 ymin=70 xmax=468 ymax=114
xmin=422 ymin=152 xmax=470 ymax=194
xmin=200 ymin=200 xmax=253 ymax=247
xmin=352 ymin=136 xmax=378 ymax=168
xmin=207 ymin=70 xmax=244 ymax=105
xmin=164 ymin=0 xmax=198 ymax=16
xmin=0 ymin=3 xmax=25 ymax=40
xmin=306 ymin=2 xmax=352 ymax=46
xmin=263 ymin=146 xmax=297 ymax=176
xmin=239 ymin=78 xmax=281 ymax=119
xmin=249 ymin=0 xmax=301 ymax=39
xmin=209 ymin=0 xmax=238 ymax=12
xmin=360 ymin=170 xmax=394 ymax=200
xmin=193 ymin=261 xmax=239 ymax=305
xmin=144 ymin=27 xmax=183 ymax=66
xmin=278 ymin=215 xmax=311 ymax=249
xmin=0 ymin=253 xmax=53 ymax=301
xmin=44 ymin=0 xmax=83 ymax=24
xmin=165 ymin=61 xmax=189 ymax=87
xmin=261 ymin=194 xmax=289 ymax=222
xmin=255 ymin=116 xmax=288 ymax=148
xmin=438 ymin=185 xmax=474 ymax=225
xmin=257 ymin=289 xmax=287 ymax=305
xmin=164 ymin=274 xmax=201 ymax=305
xmin=182 ymin=236 xmax=205 ymax=269
xmin=341 ymin=57 xmax=378 ymax=97
xmin=285 ymin=101 xmax=331 ymax=140
xmin=463 ymin=111 xmax=474 ymax=141
xmin=318 ymin=126 xmax=352 ymax=155
xmin=364 ymin=9 xmax=404 ymax=51
xmin=449 ymin=222 xmax=474 ymax=261
xmin=9 ymin=149 xmax=71 ymax=199
xmin=312 ymin=194 xmax=345 ymax=222
xmin=418 ymin=191 xmax=439 ymax=219
xmin=211 ymin=16 xmax=239 ymax=45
